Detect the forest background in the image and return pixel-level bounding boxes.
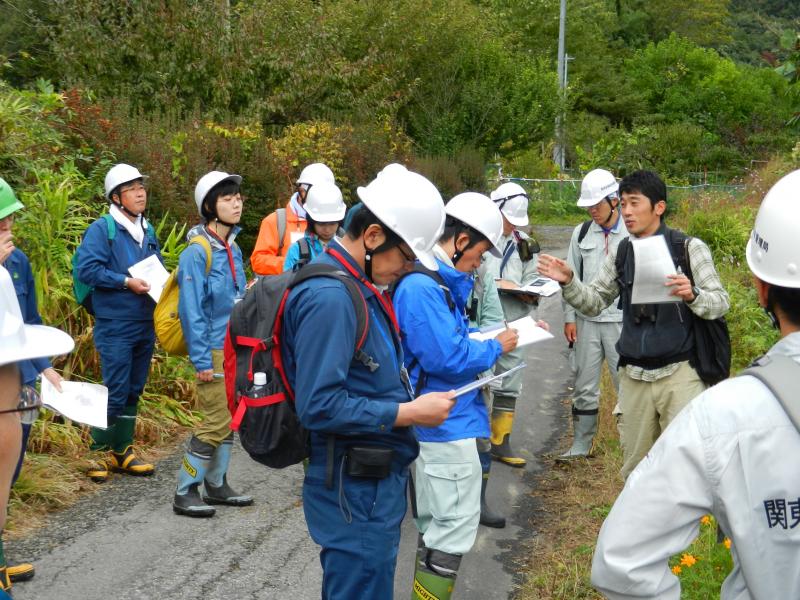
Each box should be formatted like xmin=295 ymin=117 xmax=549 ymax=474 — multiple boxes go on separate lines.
xmin=0 ymin=2 xmax=799 ymax=593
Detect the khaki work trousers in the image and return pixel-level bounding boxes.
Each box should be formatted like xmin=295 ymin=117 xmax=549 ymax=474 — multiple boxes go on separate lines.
xmin=618 ymin=361 xmax=706 ymax=480
xmin=194 ymin=349 xmax=233 ymax=447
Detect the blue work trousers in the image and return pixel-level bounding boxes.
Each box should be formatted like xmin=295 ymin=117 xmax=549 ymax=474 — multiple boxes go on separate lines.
xmin=93 ymin=318 xmax=155 ymax=419
xmin=303 ymin=444 xmax=409 ymax=600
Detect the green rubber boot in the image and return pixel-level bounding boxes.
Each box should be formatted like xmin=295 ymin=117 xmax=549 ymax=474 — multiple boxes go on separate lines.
xmin=411 ymin=545 xmax=461 ymax=600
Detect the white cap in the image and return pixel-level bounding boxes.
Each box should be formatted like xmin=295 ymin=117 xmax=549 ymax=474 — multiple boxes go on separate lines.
xmin=445 ymin=192 xmax=504 ymax=257
xmin=253 ymin=372 xmax=267 ymax=386
xmin=490 ymin=182 xmax=529 ymax=227
xmin=104 ymin=164 xmax=146 ymax=200
xmin=356 ymin=164 xmax=446 ymax=271
xmin=0 ymin=266 xmax=74 ymax=367
xmin=194 ymin=171 xmax=243 ymax=217
xmin=304 ymin=181 xmax=346 ymax=222
xmin=577 ymin=168 xmax=619 ymax=207
xmin=746 ymin=169 xmax=800 ymax=288
xmin=296 ymin=163 xmax=335 ymax=187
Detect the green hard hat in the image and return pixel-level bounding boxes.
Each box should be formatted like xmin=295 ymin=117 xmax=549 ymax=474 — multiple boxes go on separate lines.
xmin=0 ymin=178 xmax=24 ymax=220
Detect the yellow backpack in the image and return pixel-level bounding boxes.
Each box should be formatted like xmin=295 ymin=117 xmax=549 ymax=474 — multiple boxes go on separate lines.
xmin=154 ymin=236 xmax=213 ymax=355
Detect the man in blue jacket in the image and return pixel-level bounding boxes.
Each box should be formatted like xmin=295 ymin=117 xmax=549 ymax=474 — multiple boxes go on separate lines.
xmin=172 ymin=170 xmax=253 ymax=517
xmin=281 ymin=164 xmax=456 ymax=600
xmin=393 ymin=192 xmax=519 ymax=599
xmin=75 ymin=164 xmax=163 ymax=481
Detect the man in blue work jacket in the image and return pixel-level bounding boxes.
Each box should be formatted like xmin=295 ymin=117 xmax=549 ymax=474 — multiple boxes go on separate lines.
xmin=393 ymin=192 xmax=519 ymax=599
xmin=75 ymin=163 xmax=164 ymax=482
xmin=281 ymin=164 xmax=456 ymax=599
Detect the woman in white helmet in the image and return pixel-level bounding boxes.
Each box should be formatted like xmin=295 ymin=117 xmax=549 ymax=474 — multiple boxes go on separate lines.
xmin=279 ymin=164 xmax=456 ymax=600
xmin=250 ymin=162 xmax=335 ymax=276
xmin=592 ymin=169 xmax=800 ymax=600
xmin=172 ymin=171 xmax=252 ymax=517
xmin=483 ymin=181 xmax=542 ymax=468
xmin=393 ymin=192 xmax=519 ymax=599
xmin=75 ymin=163 xmax=163 ymax=481
xmin=283 ymin=181 xmax=346 ymax=271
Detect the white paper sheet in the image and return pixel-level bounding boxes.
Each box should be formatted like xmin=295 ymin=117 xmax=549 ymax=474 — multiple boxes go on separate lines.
xmin=128 ymin=254 xmax=170 ymax=303
xmin=41 ymin=379 xmax=108 ymax=428
xmin=630 ymin=235 xmax=680 ymax=304
xmin=453 ymin=363 xmax=526 ymax=398
xmin=469 ymin=316 xmax=554 ymax=348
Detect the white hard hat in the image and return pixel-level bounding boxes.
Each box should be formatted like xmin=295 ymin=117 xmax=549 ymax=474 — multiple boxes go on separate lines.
xmin=0 ymin=266 xmax=74 ymax=367
xmin=104 ymin=164 xmax=146 ymax=200
xmin=490 ymin=182 xmax=529 ymax=227
xmin=746 ymin=169 xmax=800 ymax=288
xmin=304 ymin=181 xmax=346 ymax=222
xmin=356 ymin=163 xmax=446 ymax=271
xmin=296 ymin=163 xmax=335 ymax=187
xmin=194 ymin=171 xmax=243 ymax=217
xmin=577 ymin=168 xmax=619 ymax=207
xmin=445 ymin=192 xmax=504 ymax=258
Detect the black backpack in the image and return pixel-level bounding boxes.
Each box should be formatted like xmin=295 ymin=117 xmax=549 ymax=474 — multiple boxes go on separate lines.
xmin=615 ymin=229 xmax=731 ymax=385
xmin=223 ymin=263 xmax=375 ymax=468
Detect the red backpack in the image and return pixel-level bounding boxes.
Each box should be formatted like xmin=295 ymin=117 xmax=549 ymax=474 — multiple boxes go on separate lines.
xmin=223 ymin=263 xmax=373 ymax=468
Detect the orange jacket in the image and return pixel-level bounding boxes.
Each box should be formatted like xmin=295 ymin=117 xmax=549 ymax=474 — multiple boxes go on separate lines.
xmin=250 ymin=202 xmax=307 ymax=275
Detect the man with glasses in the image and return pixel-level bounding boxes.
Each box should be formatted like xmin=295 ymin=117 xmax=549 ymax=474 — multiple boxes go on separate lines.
xmin=558 ymin=169 xmax=628 ymax=460
xmin=251 ymin=162 xmax=336 ymax=276
xmin=75 ymin=163 xmax=164 ymax=482
xmin=280 ymin=164 xmax=456 ymax=599
xmin=0 ymin=265 xmax=74 ymax=595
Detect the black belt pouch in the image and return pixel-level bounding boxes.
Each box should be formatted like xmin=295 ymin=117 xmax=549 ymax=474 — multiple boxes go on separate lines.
xmin=346 ymin=446 xmax=394 ymax=479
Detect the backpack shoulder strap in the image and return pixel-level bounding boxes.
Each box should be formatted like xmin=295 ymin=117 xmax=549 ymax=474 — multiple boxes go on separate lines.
xmin=614 ymin=236 xmax=630 ymax=280
xmin=276 ymin=208 xmax=287 ymax=253
xmin=290 ymin=263 xmax=372 ymax=360
xmin=741 ymin=354 xmax=800 ymax=434
xmin=577 ymin=219 xmax=592 ymax=244
xmin=298 ymin=237 xmax=311 ymax=262
xmin=393 ymin=265 xmax=455 ymax=311
xmin=101 ymin=213 xmax=116 ymax=242
xmin=188 ymin=235 xmax=213 ymax=276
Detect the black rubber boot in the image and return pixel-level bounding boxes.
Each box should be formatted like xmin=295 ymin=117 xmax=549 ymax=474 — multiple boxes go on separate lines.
xmin=479 ymin=475 xmax=506 ymax=529
xmin=202 ymin=437 xmax=253 ymax=507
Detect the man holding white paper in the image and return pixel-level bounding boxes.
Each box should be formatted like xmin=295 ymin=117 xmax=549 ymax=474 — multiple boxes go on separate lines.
xmin=538 ymin=170 xmax=729 ymax=479
xmin=393 ymin=192 xmax=518 ymax=599
xmin=74 ymin=163 xmax=164 ymax=481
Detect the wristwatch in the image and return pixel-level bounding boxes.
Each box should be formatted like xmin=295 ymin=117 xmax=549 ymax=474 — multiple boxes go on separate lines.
xmin=123 ymin=277 xmax=129 ymax=289
xmin=689 ymin=285 xmax=700 ymax=303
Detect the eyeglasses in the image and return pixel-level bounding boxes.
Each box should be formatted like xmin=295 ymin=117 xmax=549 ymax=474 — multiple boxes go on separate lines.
xmin=397 ymin=244 xmax=416 ymax=264
xmin=120 ymin=182 xmax=146 ymax=194
xmin=0 ymin=386 xmax=42 ymax=416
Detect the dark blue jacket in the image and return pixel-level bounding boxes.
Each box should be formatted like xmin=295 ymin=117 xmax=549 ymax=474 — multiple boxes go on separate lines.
xmin=75 ymin=215 xmax=162 ymax=321
xmin=393 ymin=257 xmax=502 ymax=442
xmin=280 ymin=240 xmax=418 ymax=466
xmin=3 ymin=248 xmax=50 ymax=385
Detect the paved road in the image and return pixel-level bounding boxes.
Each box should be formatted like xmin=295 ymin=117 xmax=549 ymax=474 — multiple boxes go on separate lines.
xmin=10 ymin=226 xmax=574 ymax=600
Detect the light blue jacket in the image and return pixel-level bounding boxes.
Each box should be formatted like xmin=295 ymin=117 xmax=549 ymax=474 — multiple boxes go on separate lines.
xmin=393 ymin=256 xmax=503 ymax=442
xmin=177 ymin=224 xmax=245 ymax=372
xmin=283 ymin=231 xmax=325 ymax=272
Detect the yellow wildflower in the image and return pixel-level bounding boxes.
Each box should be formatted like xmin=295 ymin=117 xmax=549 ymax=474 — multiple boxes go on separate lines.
xmin=700 ymin=515 xmax=712 ymax=526
xmin=671 ymin=565 xmax=682 ymax=575
xmin=724 ymin=538 xmax=731 ymax=550
xmin=680 ymin=553 xmax=698 ymax=567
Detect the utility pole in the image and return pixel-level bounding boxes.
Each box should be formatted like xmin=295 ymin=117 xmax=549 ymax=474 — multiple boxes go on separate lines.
xmin=553 ymin=0 xmax=567 ymax=172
